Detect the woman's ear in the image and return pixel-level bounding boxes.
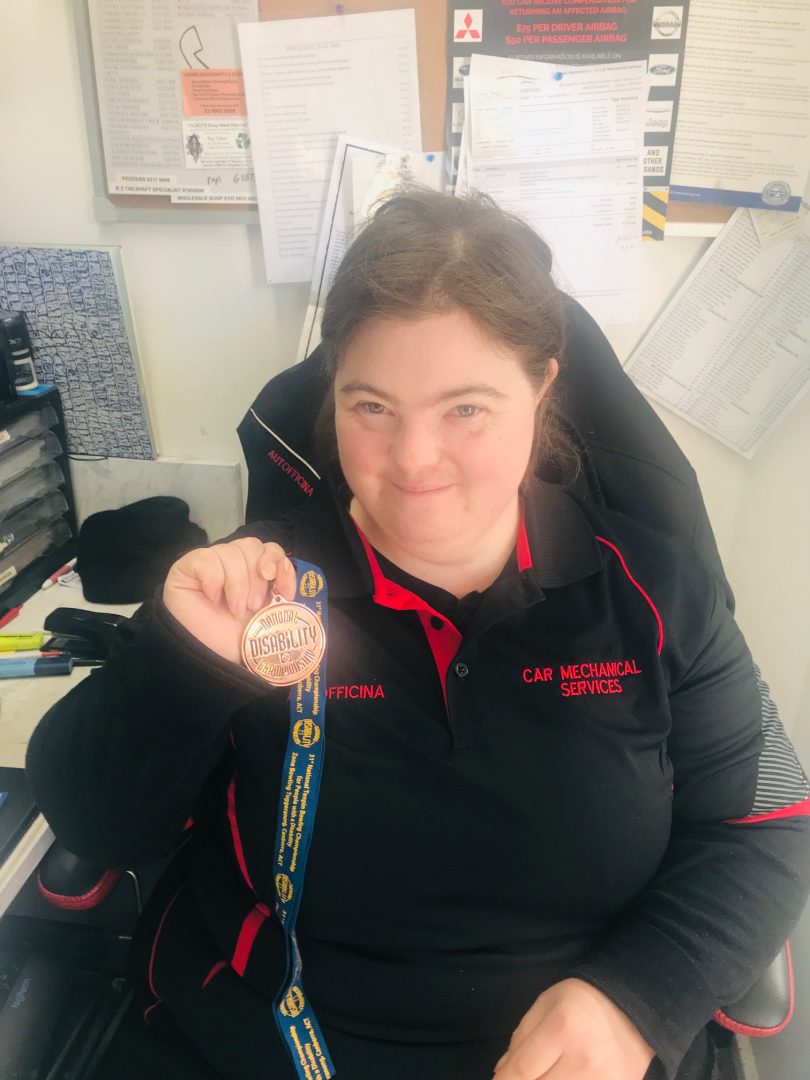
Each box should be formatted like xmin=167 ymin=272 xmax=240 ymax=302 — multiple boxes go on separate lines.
xmin=536 ymin=357 xmax=559 ymax=404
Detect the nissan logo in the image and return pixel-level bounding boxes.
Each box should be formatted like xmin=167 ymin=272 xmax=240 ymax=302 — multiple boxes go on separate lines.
xmin=653 ymin=10 xmax=682 ymax=36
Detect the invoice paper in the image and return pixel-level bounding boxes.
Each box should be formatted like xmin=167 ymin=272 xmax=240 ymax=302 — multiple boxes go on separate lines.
xmin=468 ymin=54 xmax=647 ymax=161
xmin=670 ymin=0 xmax=810 ymax=213
xmin=238 ymin=11 xmax=422 ymax=284
xmin=625 ymin=208 xmax=810 ymax=458
xmin=444 ymin=0 xmax=692 ymax=202
xmin=465 ymin=55 xmax=646 ymax=325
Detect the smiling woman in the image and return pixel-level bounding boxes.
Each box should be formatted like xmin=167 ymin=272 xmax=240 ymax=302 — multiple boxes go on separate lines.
xmin=318 ymin=190 xmax=568 ymax=596
xmin=26 ymin=190 xmax=810 ymax=1080
xmin=334 ymin=310 xmax=553 ymax=596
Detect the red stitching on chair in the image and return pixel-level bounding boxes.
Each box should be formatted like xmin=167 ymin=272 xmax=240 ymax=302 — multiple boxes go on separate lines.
xmin=713 ymin=942 xmax=794 ymax=1037
xmin=37 ymin=868 xmax=121 ymax=910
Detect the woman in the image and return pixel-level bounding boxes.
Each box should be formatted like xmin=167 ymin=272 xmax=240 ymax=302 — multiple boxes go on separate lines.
xmin=27 ymin=191 xmax=810 ymax=1080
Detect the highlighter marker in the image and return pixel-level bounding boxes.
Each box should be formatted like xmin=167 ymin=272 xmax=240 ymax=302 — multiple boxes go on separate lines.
xmin=0 ymin=655 xmax=74 ymax=679
xmin=0 ymin=632 xmax=46 ymax=652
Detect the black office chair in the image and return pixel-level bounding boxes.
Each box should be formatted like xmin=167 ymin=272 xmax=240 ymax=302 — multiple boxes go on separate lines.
xmin=0 ymin=838 xmax=792 ymax=1080
xmin=4 ymin=296 xmax=797 ymax=1078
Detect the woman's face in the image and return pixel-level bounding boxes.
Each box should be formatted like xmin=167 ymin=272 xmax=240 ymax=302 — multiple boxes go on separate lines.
xmin=335 ymin=309 xmax=556 ymax=564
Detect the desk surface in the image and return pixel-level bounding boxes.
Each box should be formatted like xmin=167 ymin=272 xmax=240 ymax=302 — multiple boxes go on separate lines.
xmin=0 ymin=582 xmax=138 ymax=916
xmin=1 ymin=582 xmax=138 ymax=769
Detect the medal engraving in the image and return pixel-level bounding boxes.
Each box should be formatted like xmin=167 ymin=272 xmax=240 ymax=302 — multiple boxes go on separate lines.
xmin=241 ymin=595 xmax=325 ymax=686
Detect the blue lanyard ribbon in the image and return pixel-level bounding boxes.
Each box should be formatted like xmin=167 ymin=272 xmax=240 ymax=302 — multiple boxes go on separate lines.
xmin=271 ymin=560 xmax=334 ymax=1080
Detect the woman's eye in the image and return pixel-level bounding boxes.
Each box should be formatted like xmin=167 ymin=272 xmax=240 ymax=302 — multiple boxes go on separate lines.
xmin=455 ymin=404 xmax=480 ymax=418
xmin=359 ymin=401 xmax=387 ymax=415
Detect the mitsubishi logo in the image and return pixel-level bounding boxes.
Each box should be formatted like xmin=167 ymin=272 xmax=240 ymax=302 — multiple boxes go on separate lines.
xmin=454 ymin=11 xmax=482 ymax=41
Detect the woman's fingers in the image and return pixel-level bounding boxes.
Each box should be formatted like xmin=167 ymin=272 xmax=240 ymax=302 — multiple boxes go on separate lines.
xmin=495 ymin=1030 xmax=561 ymax=1079
xmin=257 ymin=544 xmax=297 ymax=601
xmin=216 ymin=542 xmax=253 ymax=618
xmin=222 ymin=539 xmax=295 ymax=613
xmin=170 ymin=539 xmax=295 ymax=615
xmin=178 ymin=548 xmax=226 ymax=609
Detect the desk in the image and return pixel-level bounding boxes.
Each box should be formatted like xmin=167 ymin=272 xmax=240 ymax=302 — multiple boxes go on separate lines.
xmin=0 ymin=584 xmax=138 ymax=916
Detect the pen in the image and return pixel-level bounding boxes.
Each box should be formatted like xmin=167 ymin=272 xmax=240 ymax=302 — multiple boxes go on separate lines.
xmin=0 ymin=606 xmax=22 ymax=629
xmin=0 ymin=632 xmax=46 ymax=652
xmin=0 ymin=655 xmax=74 ymax=678
xmin=41 ymin=557 xmax=77 ymax=590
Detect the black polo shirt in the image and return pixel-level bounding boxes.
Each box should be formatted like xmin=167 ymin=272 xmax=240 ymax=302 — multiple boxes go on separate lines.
xmin=29 ymin=474 xmax=810 ymax=1080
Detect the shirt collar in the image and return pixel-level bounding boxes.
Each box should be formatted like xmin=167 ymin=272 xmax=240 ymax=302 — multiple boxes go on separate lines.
xmin=520 ymin=476 xmax=603 ymax=588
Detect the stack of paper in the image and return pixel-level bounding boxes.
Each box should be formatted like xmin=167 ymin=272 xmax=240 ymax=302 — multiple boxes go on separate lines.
xmin=458 ymin=54 xmax=648 ymax=326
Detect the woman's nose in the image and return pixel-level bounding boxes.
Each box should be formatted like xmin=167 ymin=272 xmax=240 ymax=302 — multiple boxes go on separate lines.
xmin=389 ymin=418 xmax=442 ymax=476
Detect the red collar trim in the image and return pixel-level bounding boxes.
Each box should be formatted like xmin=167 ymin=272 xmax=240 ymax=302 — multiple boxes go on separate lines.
xmin=516 ymin=509 xmax=532 ymax=571
xmin=351 ymin=505 xmax=533 ymax=596
xmin=349 ymin=516 xmax=463 ymax=709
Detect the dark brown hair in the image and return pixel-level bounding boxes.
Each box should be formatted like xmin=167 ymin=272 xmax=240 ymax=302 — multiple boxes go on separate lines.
xmin=318 ymin=188 xmax=572 ymax=476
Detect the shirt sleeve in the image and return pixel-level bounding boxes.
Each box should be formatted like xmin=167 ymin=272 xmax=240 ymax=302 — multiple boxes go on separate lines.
xmin=570 ymin=577 xmax=810 ymax=1079
xmin=25 ymin=524 xmax=290 ymax=869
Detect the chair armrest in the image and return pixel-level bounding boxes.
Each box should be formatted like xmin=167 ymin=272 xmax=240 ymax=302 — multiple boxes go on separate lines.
xmin=714 ymin=942 xmax=794 ymax=1037
xmin=37 ymin=842 xmax=121 ymax=911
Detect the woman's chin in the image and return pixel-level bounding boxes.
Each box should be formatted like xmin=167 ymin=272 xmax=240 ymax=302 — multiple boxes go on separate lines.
xmin=373 ymin=513 xmax=461 ymax=556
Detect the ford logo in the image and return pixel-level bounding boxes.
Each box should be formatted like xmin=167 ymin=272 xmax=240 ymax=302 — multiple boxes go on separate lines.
xmin=649 ymin=64 xmax=676 ymax=76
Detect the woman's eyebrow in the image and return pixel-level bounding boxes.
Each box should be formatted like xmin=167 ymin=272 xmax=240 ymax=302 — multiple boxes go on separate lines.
xmin=431 ymin=383 xmax=509 ymax=403
xmin=338 ymin=380 xmax=394 ymax=400
xmin=338 ymin=380 xmax=508 ymax=404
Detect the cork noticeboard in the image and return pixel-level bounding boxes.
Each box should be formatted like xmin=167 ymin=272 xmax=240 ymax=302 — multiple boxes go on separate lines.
xmin=76 ymin=0 xmax=447 ymax=223
xmin=667 ymin=202 xmax=735 ymax=229
xmin=76 ymin=0 xmax=736 ymax=231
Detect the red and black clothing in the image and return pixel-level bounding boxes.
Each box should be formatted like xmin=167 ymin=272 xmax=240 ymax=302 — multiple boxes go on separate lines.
xmin=26 ymin=476 xmax=810 ymax=1079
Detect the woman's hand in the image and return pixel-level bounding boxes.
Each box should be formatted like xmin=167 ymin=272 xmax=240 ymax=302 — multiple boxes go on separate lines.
xmin=162 ymin=538 xmax=297 ymax=664
xmin=494 ymin=978 xmax=655 ymax=1079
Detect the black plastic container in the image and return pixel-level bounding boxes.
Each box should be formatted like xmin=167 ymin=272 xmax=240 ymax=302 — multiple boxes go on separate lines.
xmin=0 ymin=310 xmax=38 ymax=395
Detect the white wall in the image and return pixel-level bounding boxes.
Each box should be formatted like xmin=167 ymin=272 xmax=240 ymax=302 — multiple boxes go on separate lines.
xmin=2 ymin=2 xmax=809 ymax=1076
xmin=1 ymin=7 xmax=807 ymax=720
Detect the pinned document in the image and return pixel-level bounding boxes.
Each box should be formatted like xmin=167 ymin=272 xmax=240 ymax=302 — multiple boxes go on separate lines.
xmin=670 ymin=0 xmax=810 ymax=213
xmin=239 ymin=11 xmax=422 ymax=284
xmin=297 ymin=136 xmax=444 ymax=362
xmin=625 ymin=207 xmax=810 ymax=457
xmin=462 ymin=55 xmax=647 ymax=325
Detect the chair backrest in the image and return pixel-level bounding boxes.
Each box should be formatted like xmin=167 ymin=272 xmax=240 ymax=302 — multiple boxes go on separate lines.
xmin=238 ymin=297 xmax=732 ymax=606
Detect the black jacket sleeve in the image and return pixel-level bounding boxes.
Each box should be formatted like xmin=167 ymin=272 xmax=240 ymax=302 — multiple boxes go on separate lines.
xmin=570 ymin=573 xmax=810 ymax=1079
xmin=24 ymin=519 xmax=294 ymax=869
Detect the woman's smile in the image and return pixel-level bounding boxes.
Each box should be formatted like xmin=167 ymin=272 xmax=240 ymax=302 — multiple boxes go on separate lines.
xmin=389 ymin=480 xmax=455 ymax=497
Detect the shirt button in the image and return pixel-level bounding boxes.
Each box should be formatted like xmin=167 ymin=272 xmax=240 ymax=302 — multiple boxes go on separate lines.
xmin=454 ymin=661 xmax=469 ymax=678
xmin=430 ymin=616 xmax=444 ymax=630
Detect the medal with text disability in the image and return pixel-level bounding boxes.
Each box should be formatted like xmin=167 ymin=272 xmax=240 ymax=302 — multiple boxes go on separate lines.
xmin=241 ymin=593 xmax=325 ymax=686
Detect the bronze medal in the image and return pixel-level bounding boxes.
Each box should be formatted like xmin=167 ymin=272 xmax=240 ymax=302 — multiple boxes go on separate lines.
xmin=241 ymin=594 xmax=326 ymax=686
